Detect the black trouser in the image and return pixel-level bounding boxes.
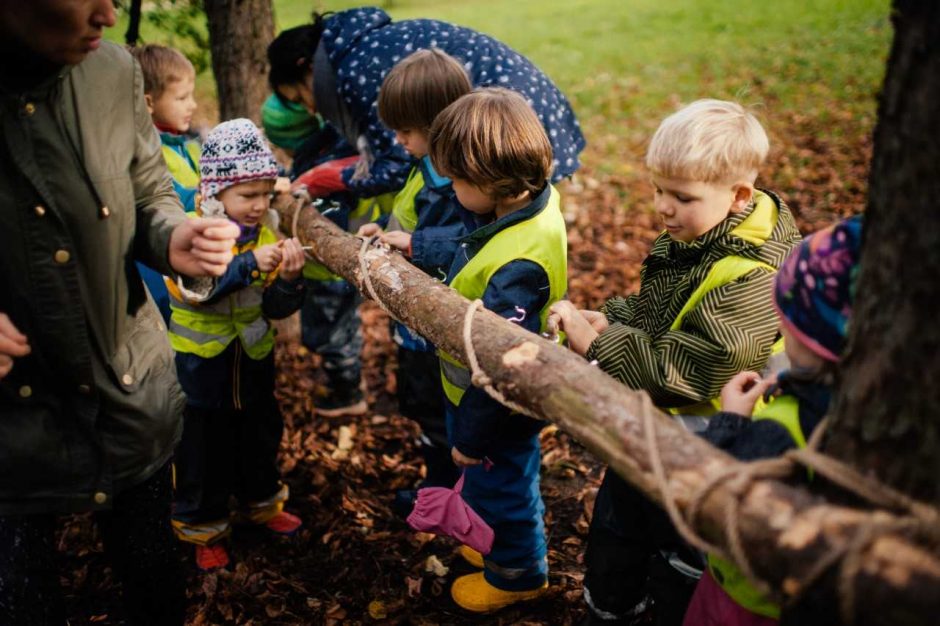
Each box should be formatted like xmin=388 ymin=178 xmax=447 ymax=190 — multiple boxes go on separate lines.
xmin=300 ymin=279 xmax=363 ymax=392
xmin=0 ymin=463 xmax=184 ymax=626
xmin=172 ymin=396 xmax=284 ymax=526
xmin=583 ymin=469 xmax=701 ymax=625
xmin=397 ymin=347 xmax=459 ymax=487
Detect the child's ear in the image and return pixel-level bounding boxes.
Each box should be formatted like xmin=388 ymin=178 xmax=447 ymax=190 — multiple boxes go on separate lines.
xmin=144 ymin=93 xmax=154 ymax=116
xmin=729 ymin=182 xmax=755 ymax=214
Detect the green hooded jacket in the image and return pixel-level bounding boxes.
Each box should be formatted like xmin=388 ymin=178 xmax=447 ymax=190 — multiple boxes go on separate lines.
xmin=0 ymin=42 xmax=188 ymax=514
xmin=586 ymin=190 xmax=802 ymax=408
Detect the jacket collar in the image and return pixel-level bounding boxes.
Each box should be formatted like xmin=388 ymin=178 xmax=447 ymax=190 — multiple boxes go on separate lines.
xmin=418 ymin=155 xmax=450 ymax=190
xmin=460 ymin=183 xmax=551 ymax=245
xmin=649 ymin=188 xmax=781 ymax=266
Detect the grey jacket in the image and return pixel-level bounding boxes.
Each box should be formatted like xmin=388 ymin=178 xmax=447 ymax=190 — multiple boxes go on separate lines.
xmin=0 ymin=42 xmax=188 ymax=514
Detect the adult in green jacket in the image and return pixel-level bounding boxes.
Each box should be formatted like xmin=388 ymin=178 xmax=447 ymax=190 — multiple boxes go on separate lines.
xmin=0 ymin=1 xmax=240 ymax=623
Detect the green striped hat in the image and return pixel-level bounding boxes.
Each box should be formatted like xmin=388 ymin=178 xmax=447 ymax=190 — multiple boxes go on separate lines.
xmin=261 ymin=94 xmax=321 ymax=151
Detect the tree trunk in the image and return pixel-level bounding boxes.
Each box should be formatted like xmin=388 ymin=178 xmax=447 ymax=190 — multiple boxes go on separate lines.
xmin=273 ymin=195 xmax=940 ymax=626
xmin=203 ymin=0 xmax=275 ymax=123
xmin=825 ymin=1 xmax=940 ymax=505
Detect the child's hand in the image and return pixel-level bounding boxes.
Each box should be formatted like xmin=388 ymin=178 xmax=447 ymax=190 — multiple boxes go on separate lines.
xmin=380 ymin=231 xmax=412 ymax=254
xmin=547 ymin=300 xmax=600 ymax=357
xmin=452 ymin=447 xmax=482 ymax=468
xmin=276 ymin=238 xmax=305 ymax=281
xmin=581 ymin=309 xmax=610 ymax=333
xmin=274 ymin=176 xmax=292 ymax=194
xmin=720 ymin=371 xmax=774 ymax=416
xmin=252 ymin=243 xmax=283 ymax=273
xmin=357 ymin=223 xmax=383 ymax=237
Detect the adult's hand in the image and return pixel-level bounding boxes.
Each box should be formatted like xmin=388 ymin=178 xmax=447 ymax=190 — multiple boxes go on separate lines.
xmin=0 ymin=313 xmax=30 ymax=380
xmin=168 ymin=218 xmax=240 ymax=277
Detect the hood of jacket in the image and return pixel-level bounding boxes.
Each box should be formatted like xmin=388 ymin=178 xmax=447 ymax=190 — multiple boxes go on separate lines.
xmin=321 ymin=7 xmax=393 ymax=67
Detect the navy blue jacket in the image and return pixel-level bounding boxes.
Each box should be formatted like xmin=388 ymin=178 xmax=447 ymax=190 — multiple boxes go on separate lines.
xmin=382 ymin=156 xmax=467 ymax=352
xmin=380 ymin=156 xmax=467 ymax=278
xmin=316 ymin=7 xmax=586 ymax=198
xmin=700 ymin=371 xmax=831 ymax=461
xmin=446 ymin=185 xmax=554 ymax=459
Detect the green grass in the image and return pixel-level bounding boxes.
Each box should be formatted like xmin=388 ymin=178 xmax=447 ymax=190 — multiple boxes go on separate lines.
xmin=108 ymin=0 xmax=892 ymax=177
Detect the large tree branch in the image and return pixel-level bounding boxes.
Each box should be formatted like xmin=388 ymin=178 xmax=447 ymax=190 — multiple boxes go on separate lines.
xmin=275 ymin=195 xmax=940 ymax=626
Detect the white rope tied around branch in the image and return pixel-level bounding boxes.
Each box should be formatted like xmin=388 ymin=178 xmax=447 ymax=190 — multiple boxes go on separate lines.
xmin=358 ymin=235 xmax=395 ymax=318
xmin=462 ymin=299 xmax=539 ymax=419
xmin=643 ymin=402 xmax=940 ymax=623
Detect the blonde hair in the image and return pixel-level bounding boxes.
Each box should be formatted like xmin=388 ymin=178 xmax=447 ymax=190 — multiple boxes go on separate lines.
xmin=646 ymin=99 xmax=769 ymax=183
xmin=429 ymin=87 xmax=553 ymax=199
xmin=378 ymin=48 xmax=472 ymax=132
xmin=129 ymin=44 xmax=195 ymax=97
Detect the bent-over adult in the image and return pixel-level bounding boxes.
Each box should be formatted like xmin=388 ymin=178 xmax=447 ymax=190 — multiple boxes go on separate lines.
xmin=267 ymin=6 xmax=586 ymax=200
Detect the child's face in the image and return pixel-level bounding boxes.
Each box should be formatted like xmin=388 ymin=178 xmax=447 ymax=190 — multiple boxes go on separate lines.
xmin=651 ymin=176 xmax=752 ymax=243
xmin=217 ymin=180 xmax=275 ymax=227
xmin=394 ymin=129 xmax=430 ymax=159
xmin=147 ymin=74 xmax=197 ymax=133
xmin=451 ymin=178 xmax=496 ymax=215
xmin=780 ymin=324 xmax=827 ymax=373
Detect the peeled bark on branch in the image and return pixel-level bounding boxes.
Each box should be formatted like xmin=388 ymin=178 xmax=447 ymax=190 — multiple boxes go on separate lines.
xmin=274 ymin=196 xmax=940 ymax=626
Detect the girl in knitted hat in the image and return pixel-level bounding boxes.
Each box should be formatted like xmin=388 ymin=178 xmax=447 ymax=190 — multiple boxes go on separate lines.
xmin=166 ymin=118 xmax=307 ymax=571
xmin=683 ymin=215 xmax=863 ymax=626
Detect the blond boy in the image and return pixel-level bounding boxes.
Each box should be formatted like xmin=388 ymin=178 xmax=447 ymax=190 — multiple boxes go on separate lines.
xmin=549 ymin=99 xmax=802 ymax=624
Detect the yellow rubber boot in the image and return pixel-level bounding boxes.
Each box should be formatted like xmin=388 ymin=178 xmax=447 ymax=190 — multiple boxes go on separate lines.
xmin=451 ymin=572 xmax=548 ymax=613
xmin=457 ymin=545 xmax=484 ymax=568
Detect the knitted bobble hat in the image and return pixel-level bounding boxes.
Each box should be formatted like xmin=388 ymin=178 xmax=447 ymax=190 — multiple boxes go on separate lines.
xmin=200 ymin=118 xmax=279 ymax=200
xmin=261 ymin=94 xmax=321 ymax=151
xmin=773 ymin=216 xmax=863 ymax=362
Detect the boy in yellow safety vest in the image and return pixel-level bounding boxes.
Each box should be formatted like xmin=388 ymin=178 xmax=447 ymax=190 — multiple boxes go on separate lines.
xmin=356 ymin=48 xmax=471 ymax=512
xmin=682 ymin=216 xmax=861 ymax=626
xmin=166 ymin=119 xmax=307 ymax=572
xmin=428 ymin=88 xmax=568 ymax=613
xmin=129 ymin=44 xmax=201 ymax=321
xmin=548 ymin=100 xmax=802 ymax=625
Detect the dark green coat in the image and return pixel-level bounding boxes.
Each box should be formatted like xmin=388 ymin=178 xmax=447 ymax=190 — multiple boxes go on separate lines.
xmin=0 ymin=42 xmax=188 ymax=514
xmin=587 ymin=190 xmax=802 ymax=408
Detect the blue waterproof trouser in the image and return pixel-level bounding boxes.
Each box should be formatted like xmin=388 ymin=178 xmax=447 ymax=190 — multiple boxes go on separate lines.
xmin=447 ymin=409 xmax=548 ymax=591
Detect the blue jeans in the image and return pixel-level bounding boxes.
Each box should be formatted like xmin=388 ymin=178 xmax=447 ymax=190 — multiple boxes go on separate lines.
xmin=447 ymin=409 xmax=548 ymax=591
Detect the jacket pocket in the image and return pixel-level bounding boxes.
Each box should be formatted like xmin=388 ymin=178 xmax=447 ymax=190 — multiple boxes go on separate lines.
xmin=109 ymin=302 xmax=173 ymax=394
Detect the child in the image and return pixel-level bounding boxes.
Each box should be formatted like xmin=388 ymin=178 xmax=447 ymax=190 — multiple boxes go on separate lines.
xmin=166 ymin=119 xmax=307 ymax=571
xmin=262 ymin=95 xmax=392 ymax=417
xmin=356 ymin=48 xmax=471 ymax=512
xmin=130 ymin=44 xmax=200 ymax=321
xmin=683 ymin=216 xmax=861 ymax=626
xmin=548 ymin=99 xmax=802 ymax=625
xmin=428 ymin=87 xmax=568 ymax=612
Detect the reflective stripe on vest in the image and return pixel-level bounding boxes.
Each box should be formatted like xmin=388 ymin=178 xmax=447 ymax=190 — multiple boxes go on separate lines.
xmin=303 ymin=192 xmax=396 ymax=281
xmin=167 ymin=225 xmax=278 ymax=359
xmin=161 ymin=141 xmax=200 ymax=189
xmin=706 ymin=394 xmax=806 ymax=618
xmin=440 ymin=186 xmax=568 ymax=406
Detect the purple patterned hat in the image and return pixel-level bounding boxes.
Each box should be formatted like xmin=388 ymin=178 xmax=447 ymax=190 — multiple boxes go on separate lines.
xmin=773 ymin=216 xmax=863 ymax=362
